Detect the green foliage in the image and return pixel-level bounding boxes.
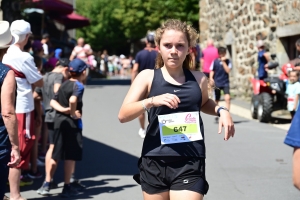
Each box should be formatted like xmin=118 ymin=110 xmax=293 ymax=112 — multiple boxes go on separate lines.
xmin=76 ymin=0 xmax=199 ymax=53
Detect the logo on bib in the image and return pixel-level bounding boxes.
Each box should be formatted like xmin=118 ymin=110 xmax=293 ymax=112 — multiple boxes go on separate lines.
xmin=185 ymin=113 xmax=196 ymax=123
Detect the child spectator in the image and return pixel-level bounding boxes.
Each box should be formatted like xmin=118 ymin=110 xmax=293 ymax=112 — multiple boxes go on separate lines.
xmin=209 ymin=46 xmax=232 ymax=121
xmin=49 ymin=58 xmax=87 ymax=197
xmin=286 ymin=70 xmax=300 ymax=118
xmin=35 ymin=58 xmax=71 ymax=195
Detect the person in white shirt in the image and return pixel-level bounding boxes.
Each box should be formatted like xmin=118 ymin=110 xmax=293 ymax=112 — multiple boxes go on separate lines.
xmin=3 ymin=19 xmax=43 ymax=200
xmin=41 ymin=33 xmax=49 ymax=56
xmin=69 ymin=37 xmax=86 ymax=61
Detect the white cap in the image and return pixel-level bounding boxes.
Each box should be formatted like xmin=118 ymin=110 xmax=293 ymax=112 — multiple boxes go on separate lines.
xmin=0 ymin=21 xmax=18 ymax=49
xmin=120 ymin=54 xmax=125 ymax=59
xmin=10 ymin=20 xmax=32 ymax=36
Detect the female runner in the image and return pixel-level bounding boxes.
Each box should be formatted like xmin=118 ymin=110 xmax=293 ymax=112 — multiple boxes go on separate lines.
xmin=118 ymin=19 xmax=235 ymax=200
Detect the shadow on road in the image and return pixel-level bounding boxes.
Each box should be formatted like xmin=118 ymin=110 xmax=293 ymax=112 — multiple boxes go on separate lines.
xmin=233 ymin=120 xmax=249 ymax=124
xmin=28 ymin=181 xmax=137 ymax=200
xmin=6 ymin=136 xmax=139 ymax=198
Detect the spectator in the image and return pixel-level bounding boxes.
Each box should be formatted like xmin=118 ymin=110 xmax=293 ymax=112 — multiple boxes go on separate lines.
xmin=0 ymin=20 xmax=21 ymax=200
xmin=50 ymin=58 xmax=87 ymax=197
xmin=201 ymin=39 xmax=218 ymax=77
xmin=55 ymin=48 xmax=62 ymax=59
xmin=35 ymin=58 xmax=71 ymax=195
xmin=69 ymin=37 xmax=86 ymax=62
xmin=3 ymin=19 xmax=43 ymax=199
xmin=101 ymin=50 xmax=109 ymax=74
xmin=32 ymin=40 xmax=44 ymax=57
xmin=41 ymin=33 xmax=49 ymax=56
xmin=286 ymin=70 xmax=300 ymax=118
xmin=209 ymin=46 xmax=232 ymax=122
xmin=120 ymin=55 xmax=132 ymax=77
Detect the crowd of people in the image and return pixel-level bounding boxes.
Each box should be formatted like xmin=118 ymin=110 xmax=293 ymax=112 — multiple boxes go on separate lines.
xmin=0 ymin=19 xmax=89 ymax=199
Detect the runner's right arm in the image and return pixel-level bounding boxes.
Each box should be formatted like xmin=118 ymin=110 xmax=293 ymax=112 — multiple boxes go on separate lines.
xmin=119 ymin=70 xmax=180 ymax=123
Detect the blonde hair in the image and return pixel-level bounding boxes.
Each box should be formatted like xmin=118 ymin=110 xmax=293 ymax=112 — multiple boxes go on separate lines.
xmin=154 ymin=19 xmax=198 ymax=69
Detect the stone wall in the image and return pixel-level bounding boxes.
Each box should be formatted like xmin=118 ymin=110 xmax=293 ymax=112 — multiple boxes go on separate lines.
xmin=199 ymin=0 xmax=300 ymax=98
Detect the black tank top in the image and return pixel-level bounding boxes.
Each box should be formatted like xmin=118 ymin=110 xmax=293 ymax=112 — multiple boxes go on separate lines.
xmin=141 ymin=68 xmax=205 ymax=158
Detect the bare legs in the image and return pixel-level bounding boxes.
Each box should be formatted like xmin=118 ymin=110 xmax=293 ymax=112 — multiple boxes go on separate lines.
xmin=224 ymin=94 xmax=231 ymax=110
xmin=64 ymin=160 xmax=75 ymax=185
xmin=142 ymin=190 xmax=203 ymax=200
xmin=9 ymin=168 xmax=25 ymax=200
xmin=45 ymin=144 xmax=57 ymax=183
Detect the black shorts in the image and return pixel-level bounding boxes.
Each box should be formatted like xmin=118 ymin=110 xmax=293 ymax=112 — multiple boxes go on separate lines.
xmin=52 ymin=128 xmax=83 ymax=161
xmin=137 ymin=157 xmax=209 ymax=195
xmin=215 ymin=87 xmax=230 ymax=101
xmin=47 ymin=122 xmax=55 ymax=144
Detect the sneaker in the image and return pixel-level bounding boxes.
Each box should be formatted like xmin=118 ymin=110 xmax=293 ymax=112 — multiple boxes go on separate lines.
xmin=70 ymin=180 xmax=86 ymax=191
xmin=27 ymin=170 xmax=42 ymax=179
xmin=37 ymin=158 xmax=45 ymax=167
xmin=37 ymin=183 xmax=50 ymax=196
xmin=138 ymin=128 xmax=145 ymax=139
xmin=49 ymin=180 xmax=58 ymax=189
xmin=61 ymin=185 xmax=80 ymax=198
xmin=20 ymin=175 xmax=33 ymax=186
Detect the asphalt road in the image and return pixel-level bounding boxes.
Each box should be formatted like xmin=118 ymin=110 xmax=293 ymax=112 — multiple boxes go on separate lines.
xmin=6 ymin=85 xmax=299 ymax=199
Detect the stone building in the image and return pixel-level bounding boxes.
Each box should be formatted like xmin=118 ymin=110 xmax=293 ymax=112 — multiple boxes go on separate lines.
xmin=200 ymin=0 xmax=300 ymax=98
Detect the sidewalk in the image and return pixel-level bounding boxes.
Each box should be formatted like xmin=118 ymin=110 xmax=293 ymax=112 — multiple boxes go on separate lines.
xmin=219 ymin=98 xmax=291 ymax=131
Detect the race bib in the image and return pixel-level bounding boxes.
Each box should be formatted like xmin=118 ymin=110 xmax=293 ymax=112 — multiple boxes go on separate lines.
xmin=158 ymin=111 xmax=203 ymax=145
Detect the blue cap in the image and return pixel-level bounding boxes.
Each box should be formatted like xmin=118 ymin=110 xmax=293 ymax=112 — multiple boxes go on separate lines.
xmin=69 ymin=58 xmax=88 ymax=73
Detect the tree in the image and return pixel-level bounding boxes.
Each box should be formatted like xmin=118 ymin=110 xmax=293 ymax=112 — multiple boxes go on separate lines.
xmin=76 ymin=0 xmax=128 ymax=54
xmin=76 ymin=0 xmax=199 ymax=54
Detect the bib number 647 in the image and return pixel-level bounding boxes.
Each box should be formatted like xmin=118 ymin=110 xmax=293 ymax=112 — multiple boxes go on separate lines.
xmin=174 ymin=126 xmax=187 ymax=132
